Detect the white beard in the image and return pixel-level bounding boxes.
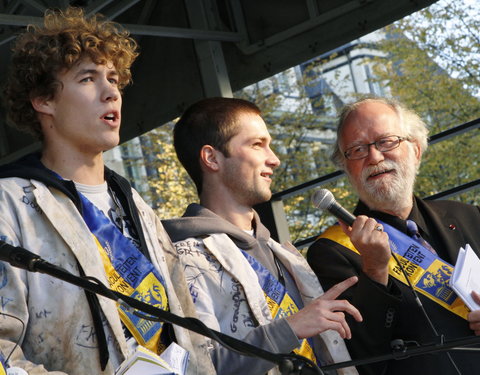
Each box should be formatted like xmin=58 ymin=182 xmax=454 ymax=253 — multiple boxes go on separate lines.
xmin=347 ymin=150 xmax=418 ymax=213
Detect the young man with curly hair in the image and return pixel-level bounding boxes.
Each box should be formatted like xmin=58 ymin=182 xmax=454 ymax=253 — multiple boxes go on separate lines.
xmin=0 ymin=7 xmax=214 ymax=375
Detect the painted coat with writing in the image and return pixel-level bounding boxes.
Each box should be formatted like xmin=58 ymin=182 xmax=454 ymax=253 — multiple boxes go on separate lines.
xmin=0 ymin=175 xmax=215 ymax=375
xmin=164 ymin=204 xmax=357 ymax=375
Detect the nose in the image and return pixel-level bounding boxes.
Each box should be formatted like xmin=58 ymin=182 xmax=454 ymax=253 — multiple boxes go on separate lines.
xmin=102 ymin=80 xmax=120 ymax=102
xmin=366 ymin=143 xmax=384 ymax=164
xmin=267 ymin=147 xmax=281 ymax=168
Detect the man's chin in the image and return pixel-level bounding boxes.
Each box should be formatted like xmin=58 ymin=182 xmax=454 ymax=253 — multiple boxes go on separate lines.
xmin=361 ymin=187 xmax=412 ymax=213
xmin=249 ymin=191 xmax=272 ymax=207
xmin=361 ymin=185 xmax=397 ymax=206
xmin=363 ymin=183 xmax=390 ymax=198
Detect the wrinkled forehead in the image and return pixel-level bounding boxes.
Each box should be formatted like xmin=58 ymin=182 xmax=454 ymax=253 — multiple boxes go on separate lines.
xmin=340 ymin=102 xmax=403 ymax=147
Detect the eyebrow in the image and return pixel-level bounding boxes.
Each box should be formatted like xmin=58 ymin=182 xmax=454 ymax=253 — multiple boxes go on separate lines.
xmin=251 ymin=135 xmax=271 ymax=143
xmin=345 ymin=133 xmax=395 ymax=148
xmin=74 ymin=68 xmax=119 ymax=79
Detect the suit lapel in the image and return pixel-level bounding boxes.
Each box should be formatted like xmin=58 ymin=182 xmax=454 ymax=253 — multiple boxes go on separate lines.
xmin=417 ymin=199 xmax=466 ymax=264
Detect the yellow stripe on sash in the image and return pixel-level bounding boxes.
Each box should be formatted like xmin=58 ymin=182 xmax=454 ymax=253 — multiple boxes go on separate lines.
xmin=96 ymin=236 xmax=135 ymax=295
xmin=319 ymin=225 xmax=470 ymax=320
xmin=266 ymin=293 xmax=298 ymax=318
xmin=93 ymin=236 xmax=167 ymax=353
xmin=265 ymin=292 xmax=316 ymax=363
xmin=241 ymin=248 xmax=317 ymax=363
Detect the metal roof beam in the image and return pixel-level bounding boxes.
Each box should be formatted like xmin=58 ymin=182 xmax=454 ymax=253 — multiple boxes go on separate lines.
xmin=124 ymin=23 xmax=242 ymax=42
xmin=100 ymin=0 xmax=141 ymax=20
xmin=21 ymin=0 xmax=47 ymax=13
xmin=84 ymin=0 xmax=115 ymax=16
xmin=0 ymin=13 xmax=42 ymax=26
xmin=0 ymin=13 xmax=242 ymax=42
xmin=0 ymin=33 xmax=17 ymax=47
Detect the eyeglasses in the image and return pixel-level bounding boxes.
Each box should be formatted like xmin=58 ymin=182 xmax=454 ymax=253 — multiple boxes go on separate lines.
xmin=343 ymin=135 xmax=408 ymax=160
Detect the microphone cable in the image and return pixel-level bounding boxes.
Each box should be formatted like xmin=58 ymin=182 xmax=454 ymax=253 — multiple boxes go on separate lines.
xmin=390 ymin=251 xmax=462 ymax=375
xmin=309 ymin=190 xmax=463 ymax=373
xmin=1 ymin=312 xmax=26 ymax=366
xmin=0 ymin=242 xmax=323 ymax=375
xmin=85 ymin=276 xmax=323 ymax=374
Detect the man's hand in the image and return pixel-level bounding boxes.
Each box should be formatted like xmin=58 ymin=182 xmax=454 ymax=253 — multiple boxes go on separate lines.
xmin=467 ymin=291 xmax=480 ymax=335
xmin=286 ymin=276 xmax=362 ymax=339
xmin=339 ymin=215 xmax=391 ymax=286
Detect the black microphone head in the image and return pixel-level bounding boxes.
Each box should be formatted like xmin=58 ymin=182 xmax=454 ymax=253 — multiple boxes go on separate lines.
xmin=311 ymin=189 xmax=335 ymax=209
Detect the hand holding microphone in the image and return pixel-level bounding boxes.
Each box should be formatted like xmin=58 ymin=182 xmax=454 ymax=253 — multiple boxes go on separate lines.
xmin=311 ymin=189 xmax=356 ymax=226
xmin=312 ymin=189 xmax=391 ymax=285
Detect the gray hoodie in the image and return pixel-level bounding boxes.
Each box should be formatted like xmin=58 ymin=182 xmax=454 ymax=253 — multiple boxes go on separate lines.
xmin=163 ymin=203 xmax=307 ymax=375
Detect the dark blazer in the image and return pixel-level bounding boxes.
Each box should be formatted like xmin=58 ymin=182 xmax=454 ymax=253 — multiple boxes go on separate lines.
xmin=307 ymin=196 xmax=480 ymax=375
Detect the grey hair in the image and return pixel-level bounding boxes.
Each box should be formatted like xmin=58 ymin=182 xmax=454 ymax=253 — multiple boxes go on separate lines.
xmin=330 ymin=96 xmax=429 ymax=169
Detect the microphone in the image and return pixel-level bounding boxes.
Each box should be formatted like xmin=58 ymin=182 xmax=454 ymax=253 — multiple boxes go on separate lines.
xmin=0 ymin=240 xmax=322 ymax=374
xmin=311 ymin=191 xmax=463 ymax=373
xmin=311 ymin=189 xmax=356 ymax=226
xmin=0 ymin=241 xmax=42 ymax=272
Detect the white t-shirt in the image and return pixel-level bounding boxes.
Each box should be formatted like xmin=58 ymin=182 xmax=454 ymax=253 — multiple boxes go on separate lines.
xmin=74 ymin=181 xmax=140 ymax=354
xmin=74 ymin=181 xmax=140 ymax=248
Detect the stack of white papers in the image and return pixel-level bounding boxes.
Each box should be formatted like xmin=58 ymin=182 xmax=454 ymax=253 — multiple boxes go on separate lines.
xmin=451 ymin=244 xmax=480 ymax=311
xmin=115 ymin=343 xmax=189 ymax=375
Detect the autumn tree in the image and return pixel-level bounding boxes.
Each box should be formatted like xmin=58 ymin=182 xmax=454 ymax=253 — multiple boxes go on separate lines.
xmin=122 ymin=0 xmax=479 ymax=243
xmin=369 ymin=0 xmax=480 ymax=204
xmin=134 ymin=123 xmax=198 ymax=219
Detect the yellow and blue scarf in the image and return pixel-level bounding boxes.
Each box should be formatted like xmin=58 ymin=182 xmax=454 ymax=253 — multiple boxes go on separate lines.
xmin=241 ymin=250 xmax=317 ymax=363
xmin=0 ymin=351 xmax=7 ymax=375
xmin=79 ymin=193 xmax=170 ymax=353
xmin=319 ymin=222 xmax=469 ymax=319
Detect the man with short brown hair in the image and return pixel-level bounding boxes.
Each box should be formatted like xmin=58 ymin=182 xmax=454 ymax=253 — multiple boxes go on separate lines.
xmin=164 ymin=97 xmax=362 ymax=375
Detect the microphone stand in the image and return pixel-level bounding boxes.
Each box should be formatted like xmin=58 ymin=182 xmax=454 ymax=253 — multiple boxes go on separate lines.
xmin=4 ymin=246 xmax=322 ymax=375
xmin=7 ymin=243 xmax=480 ymax=373
xmin=319 ymin=334 xmax=480 ymax=372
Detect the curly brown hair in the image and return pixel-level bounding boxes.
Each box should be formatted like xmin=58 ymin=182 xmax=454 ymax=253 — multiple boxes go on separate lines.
xmin=3 ymin=7 xmax=139 ymax=139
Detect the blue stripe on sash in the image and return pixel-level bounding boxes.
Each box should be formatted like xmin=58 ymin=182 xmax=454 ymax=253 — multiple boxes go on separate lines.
xmin=80 ymin=194 xmax=167 ymax=291
xmin=240 ymin=250 xmax=318 ymax=363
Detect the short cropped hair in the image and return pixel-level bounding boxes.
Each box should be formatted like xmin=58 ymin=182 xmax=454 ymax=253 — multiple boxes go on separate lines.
xmin=3 ymin=7 xmax=139 ymax=139
xmin=174 ymin=97 xmax=261 ymax=194
xmin=331 ymin=96 xmax=429 ymax=169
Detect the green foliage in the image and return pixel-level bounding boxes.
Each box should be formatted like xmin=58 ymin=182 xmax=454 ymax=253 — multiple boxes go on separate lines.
xmin=235 ymin=75 xmax=340 ymax=242
xmin=136 ymin=123 xmax=198 ymax=219
xmin=370 ymin=0 xmax=480 ymax=129
xmin=367 ymin=0 xmax=480 ymax=207
xmin=122 ymin=0 xmax=479 ymax=243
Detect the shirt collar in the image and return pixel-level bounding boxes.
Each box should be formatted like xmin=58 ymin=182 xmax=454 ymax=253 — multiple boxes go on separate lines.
xmin=353 ymin=196 xmax=426 ymax=235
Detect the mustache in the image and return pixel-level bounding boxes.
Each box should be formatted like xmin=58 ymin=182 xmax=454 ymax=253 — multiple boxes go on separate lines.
xmin=361 ymin=160 xmax=398 ymax=181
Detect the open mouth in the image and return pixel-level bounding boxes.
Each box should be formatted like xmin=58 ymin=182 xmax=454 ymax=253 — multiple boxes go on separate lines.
xmin=260 ymin=172 xmax=273 ymax=182
xmin=103 ymin=112 xmax=117 ymax=121
xmin=369 ymin=168 xmax=394 ymax=179
xmin=101 ymin=111 xmax=120 ymax=126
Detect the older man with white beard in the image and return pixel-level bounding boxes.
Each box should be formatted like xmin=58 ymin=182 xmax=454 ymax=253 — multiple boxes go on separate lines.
xmin=307 ymin=97 xmax=480 ymax=375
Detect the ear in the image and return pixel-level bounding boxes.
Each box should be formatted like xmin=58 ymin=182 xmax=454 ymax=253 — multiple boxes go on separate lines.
xmin=200 ymin=145 xmax=221 ymax=172
xmin=412 ymin=139 xmax=422 ymax=163
xmin=30 ymin=95 xmax=55 ymax=116
xmin=414 ymin=142 xmax=422 ymax=161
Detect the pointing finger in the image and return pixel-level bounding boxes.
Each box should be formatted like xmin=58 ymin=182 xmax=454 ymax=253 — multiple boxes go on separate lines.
xmin=323 ymin=276 xmax=358 ymax=300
